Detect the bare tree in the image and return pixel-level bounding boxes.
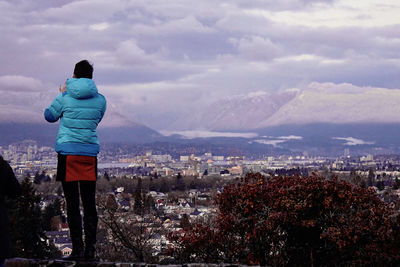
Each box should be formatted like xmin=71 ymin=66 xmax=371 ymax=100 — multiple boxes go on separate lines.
xmin=96 ymin=195 xmax=164 ymax=263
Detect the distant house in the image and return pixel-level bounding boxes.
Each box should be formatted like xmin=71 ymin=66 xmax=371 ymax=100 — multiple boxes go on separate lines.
xmin=46 ymin=230 xmax=69 ymax=244
xmin=54 ymin=237 xmax=72 ymax=249
xmin=61 ymin=223 xmax=69 ymax=231
xmin=59 ymin=244 xmax=72 ymax=256
xmin=190 ymin=209 xmax=201 ymax=217
xmin=156 ymin=198 xmax=165 ymax=208
xmin=183 ymin=169 xmax=198 ymax=177
xmin=119 ymin=200 xmax=130 ymax=211
xmin=197 ymin=194 xmax=211 ymax=201
xmin=45 ymin=230 xmax=72 ymax=251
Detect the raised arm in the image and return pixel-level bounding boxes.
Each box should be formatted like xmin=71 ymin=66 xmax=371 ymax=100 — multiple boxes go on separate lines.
xmin=99 ymin=96 xmax=107 ymax=123
xmin=44 ymin=93 xmax=64 ymax=123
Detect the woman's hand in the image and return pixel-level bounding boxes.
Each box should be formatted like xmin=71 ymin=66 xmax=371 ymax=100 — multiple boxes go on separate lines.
xmin=59 ymin=81 xmax=67 ymax=93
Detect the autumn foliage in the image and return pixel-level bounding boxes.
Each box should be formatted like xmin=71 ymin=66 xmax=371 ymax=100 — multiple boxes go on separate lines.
xmin=168 ymin=173 xmax=400 ymax=266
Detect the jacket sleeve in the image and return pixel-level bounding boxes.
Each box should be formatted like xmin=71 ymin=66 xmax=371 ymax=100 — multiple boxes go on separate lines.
xmin=98 ymin=96 xmax=107 ymax=123
xmin=44 ymin=93 xmax=64 ymax=123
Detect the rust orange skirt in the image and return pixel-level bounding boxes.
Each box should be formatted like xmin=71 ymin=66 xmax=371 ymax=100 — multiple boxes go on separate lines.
xmin=57 ymin=153 xmax=97 ymax=182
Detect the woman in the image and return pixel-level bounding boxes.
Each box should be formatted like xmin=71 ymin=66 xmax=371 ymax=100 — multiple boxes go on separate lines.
xmin=44 ymin=60 xmax=106 ymax=261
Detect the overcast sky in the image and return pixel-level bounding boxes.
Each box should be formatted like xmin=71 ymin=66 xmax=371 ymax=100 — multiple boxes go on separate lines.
xmin=0 ymin=0 xmax=399 ymax=130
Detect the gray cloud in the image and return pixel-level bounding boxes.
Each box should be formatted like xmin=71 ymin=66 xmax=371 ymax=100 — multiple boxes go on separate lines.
xmin=234 ymin=0 xmax=337 ymax=10
xmin=0 ymin=75 xmax=44 ymax=92
xmin=333 ymin=137 xmax=375 ymax=146
xmin=0 ymin=0 xmax=399 ymax=130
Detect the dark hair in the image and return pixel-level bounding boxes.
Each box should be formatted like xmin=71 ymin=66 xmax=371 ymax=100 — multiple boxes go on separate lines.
xmin=73 ymin=60 xmax=93 ymax=79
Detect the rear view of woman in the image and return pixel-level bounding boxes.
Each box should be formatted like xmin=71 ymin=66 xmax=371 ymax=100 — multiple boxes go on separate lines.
xmin=44 ymin=60 xmax=106 ymax=261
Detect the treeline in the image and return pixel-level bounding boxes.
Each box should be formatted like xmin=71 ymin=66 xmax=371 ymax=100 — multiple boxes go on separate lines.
xmin=96 ymin=173 xmax=227 ymax=194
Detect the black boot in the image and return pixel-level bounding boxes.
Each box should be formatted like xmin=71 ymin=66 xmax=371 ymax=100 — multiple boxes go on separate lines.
xmin=64 ymin=214 xmax=84 ymax=261
xmin=64 ymin=238 xmax=84 ymax=261
xmin=84 ymin=245 xmax=96 ymax=262
xmin=84 ymin=215 xmax=98 ymax=261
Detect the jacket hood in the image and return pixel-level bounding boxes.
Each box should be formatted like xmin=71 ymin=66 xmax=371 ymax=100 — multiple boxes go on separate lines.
xmin=66 ymin=78 xmax=98 ymax=99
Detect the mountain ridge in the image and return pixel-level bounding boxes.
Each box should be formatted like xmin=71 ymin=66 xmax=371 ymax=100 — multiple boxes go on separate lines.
xmin=163 ymin=82 xmax=400 ymax=131
xmin=0 ymin=122 xmax=163 ymax=147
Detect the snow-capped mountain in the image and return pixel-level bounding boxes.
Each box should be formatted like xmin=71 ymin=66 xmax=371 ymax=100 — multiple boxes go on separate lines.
xmin=167 ymin=90 xmax=297 ymax=130
xmin=167 ymin=82 xmax=400 ymax=131
xmin=259 ymin=82 xmax=400 ymax=127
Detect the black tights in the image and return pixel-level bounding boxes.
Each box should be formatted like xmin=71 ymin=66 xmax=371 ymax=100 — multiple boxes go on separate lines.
xmin=62 ymin=181 xmax=97 ymax=248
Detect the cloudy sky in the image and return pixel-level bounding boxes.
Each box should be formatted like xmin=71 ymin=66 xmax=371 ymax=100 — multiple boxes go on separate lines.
xmin=0 ymin=0 xmax=400 ymax=131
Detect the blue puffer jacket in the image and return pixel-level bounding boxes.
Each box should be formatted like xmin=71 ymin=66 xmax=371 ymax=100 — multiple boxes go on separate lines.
xmin=44 ymin=78 xmax=106 ymax=156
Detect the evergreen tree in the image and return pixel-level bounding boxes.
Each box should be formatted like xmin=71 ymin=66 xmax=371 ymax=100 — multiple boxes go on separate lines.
xmin=149 ymin=176 xmax=156 ymax=192
xmin=349 ymin=169 xmax=361 ymax=186
xmin=42 ymin=198 xmax=62 ymax=231
xmin=56 ymin=185 xmax=63 ymax=196
xmin=34 ymin=171 xmax=41 ymax=185
xmin=175 ymin=173 xmax=186 ymax=191
xmin=368 ymin=168 xmax=375 ymax=187
xmin=180 ymin=213 xmax=191 ymax=229
xmin=376 ymin=180 xmax=385 ymax=191
xmin=189 ymin=180 xmax=197 ymax=190
xmin=33 ymin=171 xmax=49 ymax=184
xmin=393 ymin=178 xmax=400 ymax=190
xmin=8 ymin=177 xmax=59 ymax=258
xmin=41 ymin=171 xmax=50 ymax=183
xmin=143 ymin=195 xmax=155 ymax=214
xmin=349 ymin=169 xmax=356 ymax=180
xmin=134 ymin=178 xmax=143 ymax=215
xmin=160 ymin=178 xmax=170 ymax=193
xmin=105 ymin=193 xmax=118 ymax=212
xmin=360 ymin=179 xmax=367 ymax=189
xmin=104 ymin=171 xmax=110 ymax=181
